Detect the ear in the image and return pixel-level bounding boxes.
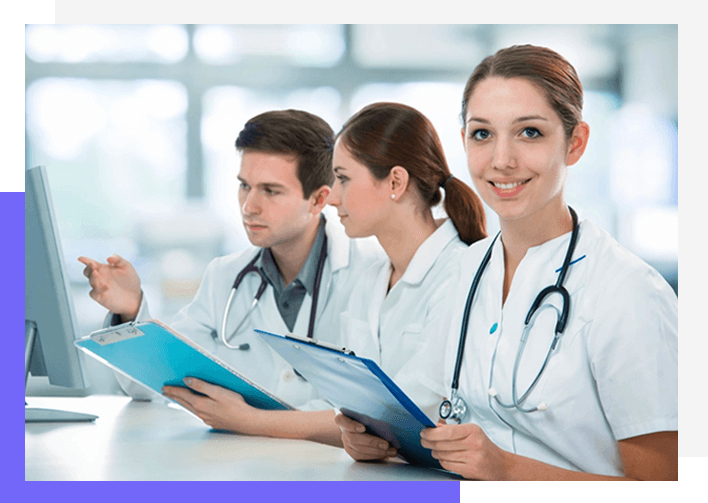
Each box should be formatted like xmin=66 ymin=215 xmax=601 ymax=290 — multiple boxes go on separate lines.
xmin=566 ymin=121 xmax=590 ymax=167
xmin=309 ymin=185 xmax=331 ymax=214
xmin=389 ymin=166 xmax=410 ymax=200
xmin=460 ymin=127 xmax=467 ymax=151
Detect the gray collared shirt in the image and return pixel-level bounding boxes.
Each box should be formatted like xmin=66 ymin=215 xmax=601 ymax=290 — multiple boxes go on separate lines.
xmin=256 ymin=216 xmax=326 ymax=332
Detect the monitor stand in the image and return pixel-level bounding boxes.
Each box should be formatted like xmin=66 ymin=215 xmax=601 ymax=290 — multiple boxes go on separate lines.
xmin=25 ymin=407 xmax=97 ymax=422
xmin=25 ymin=320 xmax=97 ymax=423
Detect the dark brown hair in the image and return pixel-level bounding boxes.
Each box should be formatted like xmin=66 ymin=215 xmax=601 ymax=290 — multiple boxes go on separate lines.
xmin=337 ymin=102 xmax=486 ymax=245
xmin=235 ymin=109 xmax=335 ymax=198
xmin=461 ymin=45 xmax=584 ymax=139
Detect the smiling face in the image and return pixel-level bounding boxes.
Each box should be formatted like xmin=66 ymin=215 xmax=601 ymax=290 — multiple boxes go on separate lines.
xmin=462 ymin=76 xmax=587 ymax=229
xmin=327 ymin=140 xmax=391 ymax=238
xmin=237 ymin=150 xmax=320 ymax=253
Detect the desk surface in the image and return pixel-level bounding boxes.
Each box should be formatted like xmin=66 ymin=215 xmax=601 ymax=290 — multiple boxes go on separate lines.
xmin=25 ymin=395 xmax=461 ymax=481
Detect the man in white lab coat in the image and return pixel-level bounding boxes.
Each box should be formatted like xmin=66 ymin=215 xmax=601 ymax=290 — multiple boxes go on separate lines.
xmin=79 ymin=109 xmax=383 ymax=408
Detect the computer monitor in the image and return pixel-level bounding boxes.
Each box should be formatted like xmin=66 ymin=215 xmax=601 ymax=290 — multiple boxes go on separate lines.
xmin=25 ymin=165 xmax=97 ymax=422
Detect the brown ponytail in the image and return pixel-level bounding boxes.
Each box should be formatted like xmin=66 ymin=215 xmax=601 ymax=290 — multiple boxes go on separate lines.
xmin=337 ymin=102 xmax=487 ymax=245
xmin=441 ymin=176 xmax=487 ymax=245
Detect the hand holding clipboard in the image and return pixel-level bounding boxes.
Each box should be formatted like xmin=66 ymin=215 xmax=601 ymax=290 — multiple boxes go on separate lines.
xmin=256 ymin=329 xmax=443 ymax=470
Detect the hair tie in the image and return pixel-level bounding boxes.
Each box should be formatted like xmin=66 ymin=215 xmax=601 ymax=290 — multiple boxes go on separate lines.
xmin=440 ymin=174 xmax=454 ymax=189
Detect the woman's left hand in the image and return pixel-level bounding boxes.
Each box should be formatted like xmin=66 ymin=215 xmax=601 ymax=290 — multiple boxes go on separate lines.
xmin=162 ymin=377 xmax=260 ymax=434
xmin=420 ymin=422 xmax=511 ymax=480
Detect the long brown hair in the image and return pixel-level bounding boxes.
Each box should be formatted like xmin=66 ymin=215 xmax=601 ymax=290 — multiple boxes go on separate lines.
xmin=337 ymin=102 xmax=486 ymax=245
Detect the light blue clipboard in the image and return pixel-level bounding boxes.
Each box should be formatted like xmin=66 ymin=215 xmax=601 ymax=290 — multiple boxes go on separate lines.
xmin=256 ymin=329 xmax=442 ymax=470
xmin=76 ymin=320 xmax=293 ymax=411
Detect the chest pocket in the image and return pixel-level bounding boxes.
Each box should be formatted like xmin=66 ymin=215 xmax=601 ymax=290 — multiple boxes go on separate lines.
xmin=339 ymin=312 xmax=374 ymax=359
xmin=493 ymin=286 xmax=586 ymax=412
xmin=379 ymin=323 xmax=424 ymax=378
xmin=495 ymin=317 xmax=591 ymax=439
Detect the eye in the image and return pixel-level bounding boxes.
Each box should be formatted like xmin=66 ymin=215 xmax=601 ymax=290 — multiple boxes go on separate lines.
xmin=336 ymin=174 xmax=349 ymax=185
xmin=470 ymin=129 xmax=490 ymax=141
xmin=264 ymin=187 xmax=279 ymax=196
xmin=239 ymin=182 xmax=250 ymax=191
xmin=521 ymin=127 xmax=542 ymax=139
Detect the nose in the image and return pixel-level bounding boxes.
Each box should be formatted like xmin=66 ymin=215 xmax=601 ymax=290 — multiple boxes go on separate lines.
xmin=491 ymin=137 xmax=517 ymax=170
xmin=326 ymin=180 xmax=341 ymax=207
xmin=241 ymin=189 xmax=261 ymax=216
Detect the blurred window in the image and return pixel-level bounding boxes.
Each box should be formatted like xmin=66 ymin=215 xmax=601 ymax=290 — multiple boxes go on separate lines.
xmin=25 ymin=25 xmax=188 ymax=63
xmin=352 ymin=25 xmax=486 ymax=70
xmin=193 ymin=25 xmax=345 ymax=67
xmin=26 ymin=78 xmax=188 ymax=241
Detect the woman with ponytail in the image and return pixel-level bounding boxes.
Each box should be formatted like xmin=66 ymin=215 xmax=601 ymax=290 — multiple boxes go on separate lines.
xmin=327 ymin=102 xmax=487 ymax=460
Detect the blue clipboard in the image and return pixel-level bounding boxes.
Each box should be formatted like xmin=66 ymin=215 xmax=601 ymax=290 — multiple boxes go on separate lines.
xmin=256 ymin=329 xmax=442 ymax=470
xmin=76 ymin=320 xmax=293 ymax=411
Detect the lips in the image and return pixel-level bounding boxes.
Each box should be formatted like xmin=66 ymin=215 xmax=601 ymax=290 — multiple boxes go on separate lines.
xmin=244 ymin=222 xmax=267 ymax=231
xmin=489 ymin=178 xmax=531 ymax=198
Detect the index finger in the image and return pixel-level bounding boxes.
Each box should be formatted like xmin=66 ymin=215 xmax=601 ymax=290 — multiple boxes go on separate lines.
xmin=420 ymin=423 xmax=473 ymax=441
xmin=77 ymin=256 xmax=100 ymax=268
xmin=162 ymin=385 xmax=203 ymax=408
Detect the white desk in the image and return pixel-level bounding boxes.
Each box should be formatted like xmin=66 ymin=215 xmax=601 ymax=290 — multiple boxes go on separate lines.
xmin=25 ymin=395 xmax=462 ymax=481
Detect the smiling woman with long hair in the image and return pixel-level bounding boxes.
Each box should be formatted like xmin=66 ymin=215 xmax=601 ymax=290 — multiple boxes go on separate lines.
xmin=340 ymin=45 xmax=678 ymax=481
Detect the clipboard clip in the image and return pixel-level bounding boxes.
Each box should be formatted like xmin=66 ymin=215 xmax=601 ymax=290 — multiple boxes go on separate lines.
xmin=284 ymin=333 xmax=356 ymax=356
xmin=89 ymin=321 xmax=145 ymax=346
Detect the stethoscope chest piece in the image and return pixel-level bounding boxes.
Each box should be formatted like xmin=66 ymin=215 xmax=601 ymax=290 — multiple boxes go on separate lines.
xmin=438 ymin=391 xmax=468 ymax=424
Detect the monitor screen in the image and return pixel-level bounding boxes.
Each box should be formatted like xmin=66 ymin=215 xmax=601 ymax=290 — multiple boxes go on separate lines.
xmin=25 ymin=165 xmax=96 ymax=422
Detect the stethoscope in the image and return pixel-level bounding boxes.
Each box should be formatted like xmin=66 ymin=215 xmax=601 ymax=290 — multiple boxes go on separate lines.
xmin=439 ymin=207 xmax=580 ymax=424
xmin=216 ymin=232 xmax=328 ymax=350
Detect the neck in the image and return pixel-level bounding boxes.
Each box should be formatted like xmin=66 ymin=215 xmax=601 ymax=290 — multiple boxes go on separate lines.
xmin=500 ymin=201 xmax=573 ymax=262
xmin=270 ymin=216 xmax=321 ymax=287
xmin=376 ymin=207 xmax=437 ymax=291
xmin=498 ymin=201 xmax=572 ymax=304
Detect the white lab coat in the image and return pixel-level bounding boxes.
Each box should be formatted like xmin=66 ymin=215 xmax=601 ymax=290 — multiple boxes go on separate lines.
xmin=339 ymin=219 xmax=467 ymax=419
xmin=113 ymin=215 xmax=384 ymax=409
xmin=420 ymin=217 xmax=678 ymax=476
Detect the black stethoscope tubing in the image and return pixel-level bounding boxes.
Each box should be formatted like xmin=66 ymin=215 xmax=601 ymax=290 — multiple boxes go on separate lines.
xmin=219 ymin=230 xmax=328 ymax=349
xmin=442 ymin=206 xmax=579 ymax=421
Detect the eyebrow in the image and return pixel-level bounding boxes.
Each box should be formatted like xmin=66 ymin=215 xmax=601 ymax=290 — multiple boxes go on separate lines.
xmin=466 ymin=115 xmax=549 ymax=125
xmin=333 ymin=166 xmax=346 ymax=173
xmin=237 ymin=176 xmax=287 ymax=190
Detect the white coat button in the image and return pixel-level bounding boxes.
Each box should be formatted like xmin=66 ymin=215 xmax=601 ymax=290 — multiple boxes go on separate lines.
xmin=282 ymin=371 xmax=295 ymax=382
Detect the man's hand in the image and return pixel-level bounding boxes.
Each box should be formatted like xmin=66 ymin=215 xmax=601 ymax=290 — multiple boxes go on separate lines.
xmin=78 ymin=254 xmax=142 ymax=321
xmin=162 ymin=378 xmax=262 ymax=434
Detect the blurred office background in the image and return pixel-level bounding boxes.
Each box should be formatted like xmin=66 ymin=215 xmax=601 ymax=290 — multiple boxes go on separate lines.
xmin=25 ymin=24 xmax=678 ymax=395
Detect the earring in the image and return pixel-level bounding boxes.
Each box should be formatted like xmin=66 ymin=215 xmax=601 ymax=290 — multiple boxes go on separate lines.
xmin=390 ymin=194 xmax=396 ymax=200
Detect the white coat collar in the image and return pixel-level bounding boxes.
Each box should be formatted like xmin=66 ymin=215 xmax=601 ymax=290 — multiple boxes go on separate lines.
xmin=398 ymin=218 xmax=461 ymax=286
xmin=323 ymin=211 xmax=351 ymax=273
xmin=236 ymin=211 xmax=350 ymax=281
